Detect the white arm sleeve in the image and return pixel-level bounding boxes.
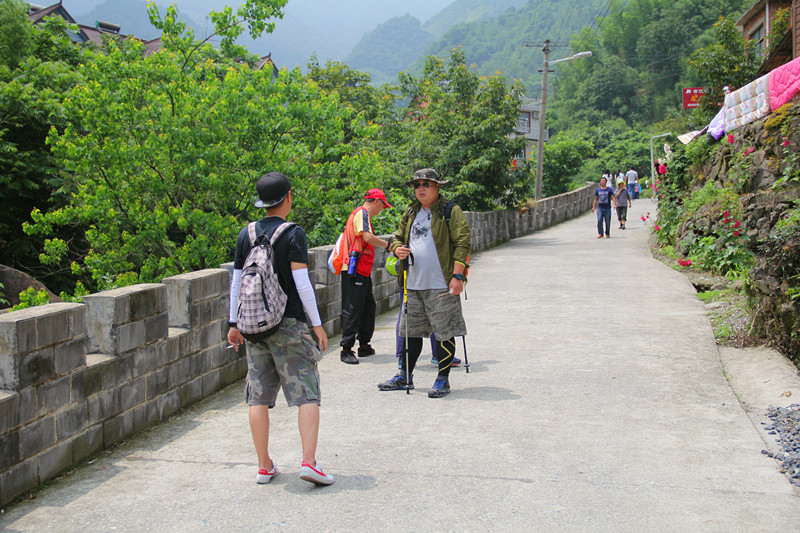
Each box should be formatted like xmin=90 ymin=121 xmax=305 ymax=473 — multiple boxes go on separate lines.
xmin=292 ymin=268 xmax=322 ymax=327
xmin=229 ymin=269 xmax=242 ymax=324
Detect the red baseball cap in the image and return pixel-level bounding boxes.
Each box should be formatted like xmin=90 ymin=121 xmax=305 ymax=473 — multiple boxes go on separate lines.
xmin=364 ymin=188 xmax=391 ymax=208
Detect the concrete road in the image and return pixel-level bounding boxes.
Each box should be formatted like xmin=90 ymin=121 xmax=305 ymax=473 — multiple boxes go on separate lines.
xmin=1 ymin=199 xmax=798 ymax=532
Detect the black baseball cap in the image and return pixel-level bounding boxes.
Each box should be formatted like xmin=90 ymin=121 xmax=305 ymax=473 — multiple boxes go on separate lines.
xmin=254 ymin=172 xmax=291 ymax=208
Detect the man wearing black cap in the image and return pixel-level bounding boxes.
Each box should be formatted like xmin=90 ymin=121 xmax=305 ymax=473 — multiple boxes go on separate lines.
xmin=378 ymin=168 xmax=470 ymax=398
xmin=227 ymin=172 xmax=334 ymax=486
xmin=339 ymin=188 xmax=392 ymax=364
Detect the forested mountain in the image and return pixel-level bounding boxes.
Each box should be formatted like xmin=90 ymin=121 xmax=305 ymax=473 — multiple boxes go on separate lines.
xmin=423 ymin=0 xmax=527 ymax=38
xmin=548 ymin=0 xmax=752 ymax=130
xmin=345 ymin=0 xmax=528 ymax=86
xmin=419 ymin=0 xmax=607 ymax=93
xmin=344 ymin=15 xmax=436 ymax=86
xmin=347 ymin=0 xmax=761 ymax=133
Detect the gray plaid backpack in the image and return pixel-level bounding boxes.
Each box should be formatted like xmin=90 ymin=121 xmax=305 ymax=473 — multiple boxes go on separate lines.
xmin=236 ymin=221 xmax=295 ymax=342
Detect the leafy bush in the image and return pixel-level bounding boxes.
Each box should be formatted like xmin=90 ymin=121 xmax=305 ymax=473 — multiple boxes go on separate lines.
xmin=12 ymin=287 xmax=50 ymax=310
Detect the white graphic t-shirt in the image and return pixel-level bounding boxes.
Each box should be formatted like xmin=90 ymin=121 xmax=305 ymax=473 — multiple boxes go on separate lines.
xmin=407 ymin=208 xmax=448 ymax=290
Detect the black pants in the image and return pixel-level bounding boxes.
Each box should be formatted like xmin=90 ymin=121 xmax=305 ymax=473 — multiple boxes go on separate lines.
xmin=400 ymin=337 xmax=457 ymax=378
xmin=340 ymin=273 xmax=375 ymax=349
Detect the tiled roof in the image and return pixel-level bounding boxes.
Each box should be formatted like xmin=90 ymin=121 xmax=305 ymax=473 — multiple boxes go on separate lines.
xmin=254 ymin=53 xmax=280 ymax=77
xmin=28 ymin=2 xmax=163 ymax=53
xmin=142 ymin=37 xmax=162 ymax=56
xmin=28 ymin=2 xmax=74 ymax=24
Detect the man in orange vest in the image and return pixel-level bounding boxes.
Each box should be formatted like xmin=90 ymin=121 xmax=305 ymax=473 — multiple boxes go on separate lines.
xmin=340 ymin=189 xmax=392 ymax=364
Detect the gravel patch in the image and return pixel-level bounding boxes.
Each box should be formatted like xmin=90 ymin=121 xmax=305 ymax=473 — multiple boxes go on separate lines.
xmin=762 ymin=403 xmax=800 ymax=486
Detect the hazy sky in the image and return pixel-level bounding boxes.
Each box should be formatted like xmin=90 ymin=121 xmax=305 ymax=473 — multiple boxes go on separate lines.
xmin=62 ymin=0 xmax=455 ymax=67
xmin=66 ymin=0 xmax=453 ymax=26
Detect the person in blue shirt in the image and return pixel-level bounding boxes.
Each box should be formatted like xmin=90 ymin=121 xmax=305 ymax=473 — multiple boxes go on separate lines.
xmin=591 ymin=176 xmax=617 ymax=238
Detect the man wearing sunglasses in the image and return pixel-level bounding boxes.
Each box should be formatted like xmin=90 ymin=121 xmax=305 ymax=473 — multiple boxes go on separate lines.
xmin=378 ymin=168 xmax=470 ymax=398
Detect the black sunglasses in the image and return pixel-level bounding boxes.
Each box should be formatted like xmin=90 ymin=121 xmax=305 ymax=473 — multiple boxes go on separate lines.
xmin=412 ymin=181 xmax=433 ymax=189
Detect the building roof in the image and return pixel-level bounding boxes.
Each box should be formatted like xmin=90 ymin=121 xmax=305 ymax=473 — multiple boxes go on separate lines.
xmin=142 ymin=37 xmax=162 ymax=57
xmin=254 ymin=53 xmax=280 ymax=77
xmin=27 ymin=2 xmax=74 ymax=24
xmin=28 ymin=2 xmax=162 ymax=53
xmin=519 ymin=97 xmax=541 ymax=112
xmin=736 ymin=0 xmax=792 ymax=29
xmin=78 ymin=24 xmax=116 ymax=46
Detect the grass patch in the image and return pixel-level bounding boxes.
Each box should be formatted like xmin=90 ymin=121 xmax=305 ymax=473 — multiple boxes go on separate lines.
xmin=697 ymin=289 xmax=727 ymax=302
xmin=651 ymin=240 xmax=762 ymax=348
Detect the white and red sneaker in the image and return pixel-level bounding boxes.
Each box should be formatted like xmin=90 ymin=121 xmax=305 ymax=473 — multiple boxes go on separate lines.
xmin=299 ymin=461 xmax=335 ymax=486
xmin=256 ymin=463 xmax=277 ymax=484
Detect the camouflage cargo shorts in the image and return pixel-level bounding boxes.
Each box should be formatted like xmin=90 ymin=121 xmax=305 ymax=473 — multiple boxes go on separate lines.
xmin=399 ymin=288 xmax=467 ymax=340
xmin=245 ymin=317 xmax=322 ymax=407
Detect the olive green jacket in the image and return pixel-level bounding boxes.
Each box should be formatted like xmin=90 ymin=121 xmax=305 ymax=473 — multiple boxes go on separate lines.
xmin=389 ymin=195 xmax=471 ymax=284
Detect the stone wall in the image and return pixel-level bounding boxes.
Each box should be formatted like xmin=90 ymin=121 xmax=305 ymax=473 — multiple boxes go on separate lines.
xmin=0 ymin=183 xmax=594 ymax=506
xmin=297 ymin=184 xmax=597 ymax=334
xmin=674 ymin=105 xmax=800 ymax=362
xmin=0 ymin=271 xmax=241 ymax=506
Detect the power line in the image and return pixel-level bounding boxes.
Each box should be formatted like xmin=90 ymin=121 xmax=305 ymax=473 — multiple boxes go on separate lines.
xmin=586 ymin=0 xmax=615 ymax=44
xmin=553 ymin=0 xmax=581 ymax=44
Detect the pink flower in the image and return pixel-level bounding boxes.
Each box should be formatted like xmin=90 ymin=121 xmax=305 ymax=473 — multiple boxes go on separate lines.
xmin=733 ymin=220 xmax=741 ymax=228
xmin=641 ymin=216 xmax=647 ymax=222
xmin=744 ymin=147 xmax=755 ymax=155
xmin=728 ymin=134 xmax=735 ymax=143
xmin=733 ymin=230 xmax=740 ymax=237
xmin=724 ymin=218 xmax=732 ymax=224
xmin=783 ymin=138 xmax=790 ymax=147
xmin=723 ymin=210 xmax=731 ymax=217
xmin=654 ymin=224 xmax=661 ymax=231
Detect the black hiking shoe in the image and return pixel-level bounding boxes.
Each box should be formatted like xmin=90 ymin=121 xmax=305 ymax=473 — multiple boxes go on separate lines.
xmin=378 ymin=373 xmax=413 ymax=391
xmin=357 ymin=344 xmax=375 ymax=357
xmin=427 ymin=376 xmax=450 ymax=398
xmin=340 ymin=350 xmax=359 ymax=365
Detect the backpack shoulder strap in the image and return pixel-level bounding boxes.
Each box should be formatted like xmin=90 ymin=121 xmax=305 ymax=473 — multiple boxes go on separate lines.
xmin=269 ymin=221 xmax=296 ymax=246
xmin=246 ymin=221 xmax=258 ymax=246
xmin=440 ymin=199 xmax=458 ymax=223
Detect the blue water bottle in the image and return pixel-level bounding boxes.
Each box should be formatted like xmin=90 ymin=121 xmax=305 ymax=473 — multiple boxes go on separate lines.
xmin=347 ymin=250 xmax=359 ymax=275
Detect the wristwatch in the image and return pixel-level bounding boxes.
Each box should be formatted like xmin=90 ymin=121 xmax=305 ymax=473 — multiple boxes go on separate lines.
xmin=452 ymin=273 xmax=464 ymax=281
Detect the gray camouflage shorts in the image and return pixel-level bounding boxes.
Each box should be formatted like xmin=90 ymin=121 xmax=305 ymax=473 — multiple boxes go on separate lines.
xmin=399 ymin=288 xmax=467 ymax=340
xmin=245 ymin=317 xmax=322 ymax=407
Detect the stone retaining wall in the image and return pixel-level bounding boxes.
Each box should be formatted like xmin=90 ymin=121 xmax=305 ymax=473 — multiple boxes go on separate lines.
xmin=0 ymin=183 xmax=594 ymax=505
xmin=299 ymin=184 xmax=596 ymax=333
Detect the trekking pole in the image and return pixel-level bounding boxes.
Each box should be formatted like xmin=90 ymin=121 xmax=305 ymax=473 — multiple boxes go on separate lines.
xmin=461 ymin=336 xmax=470 ymax=374
xmin=402 ymin=252 xmax=416 ymax=394
xmin=403 ymin=266 xmax=410 ymax=395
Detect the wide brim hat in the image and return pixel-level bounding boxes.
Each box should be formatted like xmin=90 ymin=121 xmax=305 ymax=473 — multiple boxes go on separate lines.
xmin=254 ymin=172 xmax=291 ymax=208
xmin=405 ymin=168 xmax=449 ymax=186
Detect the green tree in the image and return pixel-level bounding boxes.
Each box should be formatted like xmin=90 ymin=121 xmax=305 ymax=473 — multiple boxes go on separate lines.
xmin=0 ymin=10 xmax=87 ymax=290
xmin=689 ymin=16 xmax=759 ymax=122
xmin=0 ymin=0 xmax=34 ymax=72
xmin=540 ymin=136 xmax=594 ymax=197
xmin=391 ymin=48 xmax=530 ymax=210
xmin=25 ymin=0 xmax=387 ymax=290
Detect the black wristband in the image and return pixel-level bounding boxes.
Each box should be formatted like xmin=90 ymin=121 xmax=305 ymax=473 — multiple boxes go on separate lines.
xmin=228 ymin=322 xmax=238 ymax=329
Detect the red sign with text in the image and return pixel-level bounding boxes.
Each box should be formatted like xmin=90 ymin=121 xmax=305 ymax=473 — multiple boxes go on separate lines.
xmin=682 ymin=87 xmax=706 ymax=109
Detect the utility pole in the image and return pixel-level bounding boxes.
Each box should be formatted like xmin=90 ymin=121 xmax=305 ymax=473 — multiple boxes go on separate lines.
xmin=525 ymin=41 xmax=591 ymax=201
xmin=535 ymin=40 xmax=551 ymax=201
